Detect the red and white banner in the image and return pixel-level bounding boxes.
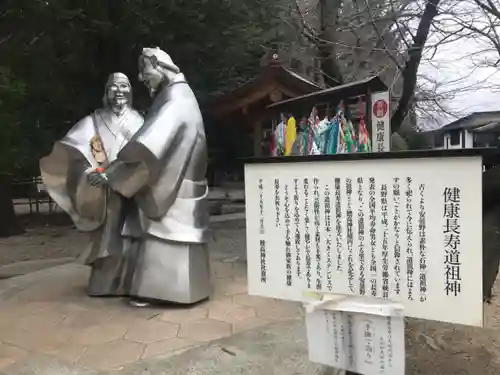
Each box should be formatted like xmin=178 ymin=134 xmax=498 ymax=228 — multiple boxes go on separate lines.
xmin=371 ymin=91 xmax=391 ymax=152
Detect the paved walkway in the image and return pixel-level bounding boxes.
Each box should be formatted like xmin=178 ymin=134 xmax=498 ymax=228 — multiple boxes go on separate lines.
xmin=2 ymin=265 xmax=500 ymax=374
xmin=0 ymin=262 xmax=303 ymax=372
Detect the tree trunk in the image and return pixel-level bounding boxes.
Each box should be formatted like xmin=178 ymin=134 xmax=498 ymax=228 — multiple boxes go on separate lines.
xmin=390 ymin=0 xmax=441 ymax=133
xmin=318 ymin=0 xmax=344 ymax=87
xmin=0 ymin=173 xmax=24 ymax=237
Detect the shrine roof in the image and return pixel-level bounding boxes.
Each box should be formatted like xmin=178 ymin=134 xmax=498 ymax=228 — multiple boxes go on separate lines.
xmin=266 ymin=75 xmax=388 ymax=112
xmin=208 ymin=56 xmax=321 ymax=119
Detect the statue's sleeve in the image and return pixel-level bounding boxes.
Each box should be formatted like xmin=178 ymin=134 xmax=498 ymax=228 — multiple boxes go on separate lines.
xmin=39 ymin=118 xmax=106 ymax=231
xmin=105 ymin=99 xmax=198 ymax=219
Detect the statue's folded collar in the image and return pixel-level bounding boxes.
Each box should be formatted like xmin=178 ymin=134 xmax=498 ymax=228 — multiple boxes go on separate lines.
xmin=168 ymin=73 xmax=187 ymax=87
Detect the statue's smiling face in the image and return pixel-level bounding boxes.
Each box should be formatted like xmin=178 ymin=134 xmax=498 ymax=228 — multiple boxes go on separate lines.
xmin=107 ymin=81 xmax=130 ymax=108
xmin=138 ymin=57 xmax=163 ymax=96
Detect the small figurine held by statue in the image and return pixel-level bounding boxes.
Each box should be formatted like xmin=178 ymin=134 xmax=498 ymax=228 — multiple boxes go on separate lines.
xmin=40 ymin=48 xmax=211 ymax=307
xmin=90 ymin=135 xmax=107 ymax=165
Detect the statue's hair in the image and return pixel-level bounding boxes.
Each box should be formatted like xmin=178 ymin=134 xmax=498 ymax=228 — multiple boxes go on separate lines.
xmin=140 ymin=47 xmax=180 ymax=74
xmin=102 ymin=72 xmax=133 ymax=108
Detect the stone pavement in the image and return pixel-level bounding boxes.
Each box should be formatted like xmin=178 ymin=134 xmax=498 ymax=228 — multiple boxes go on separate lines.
xmin=0 ymin=258 xmax=75 ymax=280
xmin=0 ymin=319 xmax=335 ymax=375
xmin=0 ymin=261 xmax=303 ymax=373
xmin=2 ymin=266 xmax=500 ymax=374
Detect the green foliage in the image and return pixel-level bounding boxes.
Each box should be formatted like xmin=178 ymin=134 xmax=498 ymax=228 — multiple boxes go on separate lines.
xmin=0 ymin=0 xmax=283 ymax=176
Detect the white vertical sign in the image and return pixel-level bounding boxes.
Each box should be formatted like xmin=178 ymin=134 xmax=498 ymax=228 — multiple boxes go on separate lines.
xmin=371 ymin=91 xmax=390 ymax=152
xmin=306 ymin=307 xmax=405 ymax=375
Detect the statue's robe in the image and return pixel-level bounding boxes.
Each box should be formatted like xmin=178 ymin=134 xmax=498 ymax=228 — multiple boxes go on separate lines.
xmin=40 ymin=107 xmax=144 ymax=296
xmin=104 ymin=73 xmax=211 ymax=303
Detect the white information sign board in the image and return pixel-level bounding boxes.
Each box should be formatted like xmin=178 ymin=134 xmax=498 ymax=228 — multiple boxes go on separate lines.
xmin=306 ymin=307 xmax=405 ymax=375
xmin=371 ymin=91 xmax=390 ymax=152
xmin=245 ymin=155 xmax=483 ymax=326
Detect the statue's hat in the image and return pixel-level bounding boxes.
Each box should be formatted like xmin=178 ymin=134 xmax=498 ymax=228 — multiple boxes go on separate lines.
xmin=141 ymin=47 xmax=180 ymax=74
xmin=106 ymin=72 xmax=131 ymax=87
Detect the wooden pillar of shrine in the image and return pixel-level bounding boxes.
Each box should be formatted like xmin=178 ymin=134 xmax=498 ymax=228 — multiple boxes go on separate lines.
xmin=253 ymin=121 xmax=263 ymax=157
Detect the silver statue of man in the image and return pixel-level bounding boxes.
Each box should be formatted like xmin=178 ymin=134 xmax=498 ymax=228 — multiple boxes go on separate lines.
xmin=40 ymin=73 xmax=144 ymax=297
xmin=102 ymin=47 xmax=211 ymax=305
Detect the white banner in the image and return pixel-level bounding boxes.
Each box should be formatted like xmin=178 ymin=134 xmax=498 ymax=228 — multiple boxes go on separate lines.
xmin=306 ymin=306 xmax=405 ymax=375
xmin=371 ymin=91 xmax=390 ymax=152
xmin=244 ymin=155 xmax=483 ymax=326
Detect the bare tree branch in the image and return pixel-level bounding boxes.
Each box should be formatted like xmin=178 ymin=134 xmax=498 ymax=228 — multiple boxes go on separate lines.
xmin=317 ymin=0 xmax=345 ymax=86
xmin=293 ymin=0 xmax=317 ymax=37
xmin=363 ymin=0 xmax=404 ymax=70
xmin=285 ymin=0 xmax=457 ymax=133
xmin=391 ymin=0 xmax=441 ymax=133
xmin=474 ymin=0 xmax=500 ymax=20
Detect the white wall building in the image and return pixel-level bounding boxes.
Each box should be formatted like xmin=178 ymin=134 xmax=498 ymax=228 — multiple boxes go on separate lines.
xmin=431 ymin=111 xmax=500 ymax=150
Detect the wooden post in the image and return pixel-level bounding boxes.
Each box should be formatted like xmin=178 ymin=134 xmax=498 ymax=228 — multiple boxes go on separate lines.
xmin=253 ymin=121 xmax=263 ymax=157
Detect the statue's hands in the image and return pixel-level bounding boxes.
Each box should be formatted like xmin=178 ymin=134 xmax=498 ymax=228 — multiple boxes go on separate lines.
xmin=87 ymin=171 xmax=108 ymax=187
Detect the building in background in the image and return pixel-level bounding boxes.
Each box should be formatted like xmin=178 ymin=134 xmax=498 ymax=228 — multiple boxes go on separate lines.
xmin=428 ymin=111 xmax=500 ymax=149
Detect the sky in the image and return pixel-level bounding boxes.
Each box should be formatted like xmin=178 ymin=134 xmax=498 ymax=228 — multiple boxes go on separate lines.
xmin=420 ymin=41 xmax=500 ymax=123
xmin=418 ymin=4 xmax=500 ymax=128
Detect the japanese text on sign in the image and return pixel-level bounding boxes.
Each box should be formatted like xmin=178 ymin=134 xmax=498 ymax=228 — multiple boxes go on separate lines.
xmin=444 ymin=187 xmax=461 ymax=297
xmin=245 ymin=157 xmax=483 ymax=326
xmin=306 ymin=307 xmax=405 ymax=375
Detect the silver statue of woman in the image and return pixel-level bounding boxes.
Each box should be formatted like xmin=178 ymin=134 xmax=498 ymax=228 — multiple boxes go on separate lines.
xmin=40 ymin=49 xmax=212 ymax=306
xmin=40 ymin=73 xmax=144 ymax=297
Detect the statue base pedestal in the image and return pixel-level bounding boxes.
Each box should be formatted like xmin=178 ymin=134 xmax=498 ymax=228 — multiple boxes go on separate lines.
xmin=130 ymin=237 xmax=211 ymax=304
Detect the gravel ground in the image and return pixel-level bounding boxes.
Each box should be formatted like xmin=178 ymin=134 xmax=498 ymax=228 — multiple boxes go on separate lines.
xmin=404 ymin=284 xmax=500 ymax=374
xmin=0 ymin=216 xmax=246 ymax=267
xmin=0 ymin=225 xmax=88 ymax=267
xmin=1 ymin=216 xmax=500 ymax=373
